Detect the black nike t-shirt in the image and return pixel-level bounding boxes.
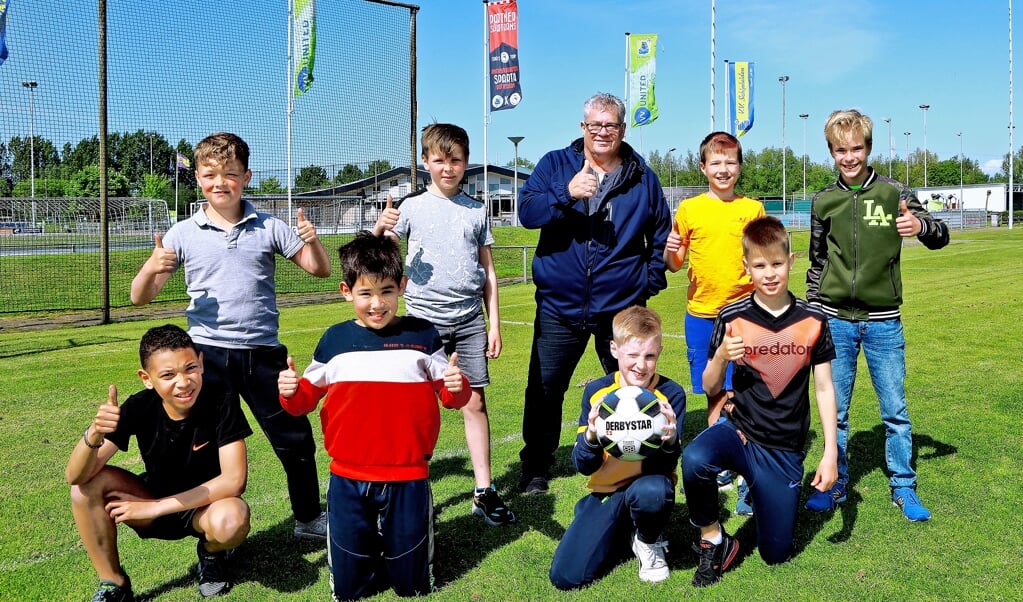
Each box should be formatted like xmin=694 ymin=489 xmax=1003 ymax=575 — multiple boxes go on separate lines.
xmin=106 ymin=386 xmax=251 ymax=498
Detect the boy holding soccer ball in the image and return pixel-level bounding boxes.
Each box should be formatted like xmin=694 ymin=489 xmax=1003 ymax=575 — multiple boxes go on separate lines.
xmin=278 ymin=232 xmax=470 ymax=601
xmin=67 ymin=325 xmax=252 ymax=601
xmin=682 ymin=216 xmax=838 ymax=587
xmin=549 ymin=306 xmax=686 ymax=589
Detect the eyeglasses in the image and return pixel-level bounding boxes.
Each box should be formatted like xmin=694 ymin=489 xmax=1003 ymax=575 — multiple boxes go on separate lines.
xmin=582 ymin=122 xmax=624 ymax=135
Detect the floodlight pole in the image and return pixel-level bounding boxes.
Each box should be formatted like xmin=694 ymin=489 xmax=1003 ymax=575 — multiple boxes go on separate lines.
xmin=904 ymin=132 xmax=911 ymax=185
xmin=957 ymin=131 xmax=964 ymax=230
xmin=779 ymin=76 xmax=789 ymax=205
xmin=919 ymin=104 xmax=930 ymax=186
xmin=508 ymin=136 xmax=524 ymax=227
xmin=799 ymin=114 xmax=808 ymax=200
xmin=21 ymin=81 xmax=38 ymax=198
xmin=667 ymin=147 xmax=676 ymax=204
xmin=883 ymin=117 xmax=893 ymax=178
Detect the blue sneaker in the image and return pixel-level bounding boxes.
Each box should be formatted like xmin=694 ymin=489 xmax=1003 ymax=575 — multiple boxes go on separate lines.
xmin=805 ymin=483 xmax=847 ymax=512
xmin=734 ymin=478 xmax=753 ymax=516
xmin=893 ymin=487 xmax=931 ymax=522
xmin=716 ymin=470 xmax=735 ymax=489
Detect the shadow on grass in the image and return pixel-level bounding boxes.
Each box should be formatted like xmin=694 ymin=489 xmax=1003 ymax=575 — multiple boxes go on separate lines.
xmin=795 ymin=424 xmax=957 ymax=549
xmin=430 ymin=446 xmax=577 ymax=587
xmin=0 ymin=334 xmax=134 ymax=358
xmin=134 ymin=522 xmax=326 ymax=599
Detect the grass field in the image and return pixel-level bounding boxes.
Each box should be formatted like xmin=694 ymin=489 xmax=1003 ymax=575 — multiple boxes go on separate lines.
xmin=0 ymin=228 xmax=1020 ymax=601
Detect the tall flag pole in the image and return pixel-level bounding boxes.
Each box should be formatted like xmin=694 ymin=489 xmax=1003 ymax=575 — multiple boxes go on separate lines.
xmin=287 ymin=0 xmax=314 ymax=226
xmin=728 ymin=60 xmax=755 ymax=137
xmin=0 ymin=0 xmax=10 ymax=66
xmin=287 ymin=0 xmax=294 ymax=225
xmin=628 ymin=33 xmax=658 ymax=128
xmin=710 ymin=0 xmax=716 ymax=131
xmin=482 ymin=1 xmax=491 ymax=215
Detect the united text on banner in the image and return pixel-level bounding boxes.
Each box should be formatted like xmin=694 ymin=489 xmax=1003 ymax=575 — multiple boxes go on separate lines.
xmin=0 ymin=0 xmax=10 ymax=66
xmin=487 ymin=0 xmax=521 ymax=111
xmin=628 ymin=34 xmax=658 ymax=127
xmin=728 ymin=61 xmax=755 ymax=138
xmin=293 ymin=0 xmax=316 ymax=96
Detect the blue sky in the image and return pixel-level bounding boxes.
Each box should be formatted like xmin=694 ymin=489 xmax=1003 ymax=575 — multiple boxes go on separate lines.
xmin=1 ymin=0 xmax=1016 ymax=178
xmin=416 ymin=0 xmax=1015 ymax=175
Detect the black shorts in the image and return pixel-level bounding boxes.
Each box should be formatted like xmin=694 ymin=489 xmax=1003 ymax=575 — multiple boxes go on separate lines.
xmin=130 ymin=507 xmax=201 ymax=541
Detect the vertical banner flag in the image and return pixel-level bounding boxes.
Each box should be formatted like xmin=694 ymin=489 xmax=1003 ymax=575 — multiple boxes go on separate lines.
xmin=0 ymin=0 xmax=10 ymax=66
xmin=487 ymin=0 xmax=521 ymax=111
xmin=628 ymin=34 xmax=658 ymax=127
xmin=176 ymin=152 xmax=191 ymax=170
xmin=728 ymin=61 xmax=755 ymax=137
xmin=293 ymin=0 xmax=316 ymax=96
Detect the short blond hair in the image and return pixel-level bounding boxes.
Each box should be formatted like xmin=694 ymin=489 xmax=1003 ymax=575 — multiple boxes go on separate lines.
xmin=824 ymin=109 xmax=873 ymax=154
xmin=612 ymin=306 xmax=662 ymax=345
xmin=194 ymin=132 xmax=250 ymax=170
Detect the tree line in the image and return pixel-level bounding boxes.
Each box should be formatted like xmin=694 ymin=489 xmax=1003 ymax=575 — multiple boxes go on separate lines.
xmin=3 ymin=130 xmax=1018 ymax=210
xmin=0 ymin=130 xmax=397 ymax=212
xmin=645 ymin=146 xmax=995 ymax=201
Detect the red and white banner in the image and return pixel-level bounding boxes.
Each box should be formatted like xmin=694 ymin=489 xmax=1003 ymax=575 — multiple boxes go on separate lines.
xmin=487 ymin=1 xmax=521 ymax=112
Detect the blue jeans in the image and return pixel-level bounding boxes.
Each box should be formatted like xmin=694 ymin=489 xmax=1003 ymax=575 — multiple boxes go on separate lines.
xmin=682 ymin=421 xmax=804 ymax=565
xmin=828 ymin=317 xmax=916 ymax=490
xmin=520 ymin=309 xmax=618 ymax=479
xmin=550 ymin=475 xmax=674 ymax=590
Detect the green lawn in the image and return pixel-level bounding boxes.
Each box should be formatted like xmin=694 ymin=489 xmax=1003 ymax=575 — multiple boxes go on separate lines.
xmin=0 ymin=227 xmax=1020 ymax=601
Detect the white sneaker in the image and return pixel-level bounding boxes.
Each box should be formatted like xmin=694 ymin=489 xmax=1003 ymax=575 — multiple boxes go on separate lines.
xmin=631 ymin=531 xmax=669 ymax=583
xmin=294 ymin=511 xmax=327 ymax=541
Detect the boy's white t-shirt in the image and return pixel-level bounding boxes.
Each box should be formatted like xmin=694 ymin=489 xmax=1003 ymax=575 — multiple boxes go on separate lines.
xmin=392 ymin=189 xmax=493 ymax=326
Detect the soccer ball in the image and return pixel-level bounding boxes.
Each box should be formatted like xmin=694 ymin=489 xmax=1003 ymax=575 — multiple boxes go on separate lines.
xmin=594 ymin=386 xmax=668 ymax=462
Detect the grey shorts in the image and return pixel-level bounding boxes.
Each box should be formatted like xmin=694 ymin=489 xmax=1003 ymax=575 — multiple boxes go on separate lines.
xmin=435 ymin=311 xmax=490 ymax=388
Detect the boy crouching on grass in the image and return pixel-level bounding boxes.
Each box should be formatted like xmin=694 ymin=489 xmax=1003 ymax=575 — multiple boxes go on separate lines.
xmin=549 ymin=306 xmax=686 ymax=589
xmin=278 ymin=232 xmax=470 ymax=601
xmin=67 ymin=325 xmax=252 ymax=601
xmin=682 ymin=216 xmax=838 ymax=587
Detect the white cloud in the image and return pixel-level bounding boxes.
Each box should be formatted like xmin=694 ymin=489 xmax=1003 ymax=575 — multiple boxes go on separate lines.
xmin=982 ymin=159 xmax=1002 ymax=176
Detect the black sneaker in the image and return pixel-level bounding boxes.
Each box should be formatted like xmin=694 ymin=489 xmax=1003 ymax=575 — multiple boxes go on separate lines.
xmin=472 ymin=486 xmax=517 ymax=526
xmin=691 ymin=530 xmax=739 ymax=587
xmin=521 ymin=475 xmax=549 ymax=495
xmin=196 ymin=540 xmax=232 ymax=597
xmin=91 ymin=577 xmax=134 ymax=602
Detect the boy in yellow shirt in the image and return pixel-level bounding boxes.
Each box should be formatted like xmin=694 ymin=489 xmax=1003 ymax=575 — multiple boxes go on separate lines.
xmin=664 ymin=132 xmax=765 ymax=512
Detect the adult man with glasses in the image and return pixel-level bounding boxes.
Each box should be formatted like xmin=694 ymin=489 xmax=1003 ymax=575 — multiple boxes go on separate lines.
xmin=516 ymin=92 xmax=671 ymax=494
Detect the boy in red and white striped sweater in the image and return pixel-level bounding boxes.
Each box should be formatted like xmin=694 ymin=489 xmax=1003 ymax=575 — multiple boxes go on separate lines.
xmin=279 ymin=232 xmax=469 ymax=600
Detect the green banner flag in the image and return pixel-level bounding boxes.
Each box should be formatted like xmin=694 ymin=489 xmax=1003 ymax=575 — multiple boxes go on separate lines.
xmin=294 ymin=0 xmax=316 ymax=96
xmin=628 ymin=34 xmax=658 ymax=127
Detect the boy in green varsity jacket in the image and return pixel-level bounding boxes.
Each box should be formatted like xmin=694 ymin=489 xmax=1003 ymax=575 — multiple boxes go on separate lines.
xmin=804 ymin=109 xmax=948 ymax=522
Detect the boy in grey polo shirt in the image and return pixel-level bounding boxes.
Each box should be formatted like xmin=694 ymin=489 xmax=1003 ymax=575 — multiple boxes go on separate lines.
xmin=131 ymin=132 xmax=333 ymax=540
xmin=373 ymin=123 xmax=515 ymax=526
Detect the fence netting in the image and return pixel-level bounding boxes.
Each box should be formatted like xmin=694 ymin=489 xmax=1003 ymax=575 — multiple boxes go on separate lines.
xmin=0 ymin=0 xmax=416 ymax=316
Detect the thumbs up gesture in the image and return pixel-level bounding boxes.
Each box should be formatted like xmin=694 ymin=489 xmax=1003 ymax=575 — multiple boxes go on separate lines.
xmin=568 ymin=159 xmax=599 ymax=200
xmin=278 ymin=356 xmax=300 ymax=399
xmin=145 ymin=232 xmax=177 ymax=274
xmin=717 ymin=322 xmax=746 ymax=363
xmin=296 ymin=208 xmax=320 ymax=245
xmin=443 ymin=352 xmax=464 ymax=394
xmin=895 ymin=199 xmax=922 ymax=238
xmin=373 ymin=195 xmax=400 ymax=237
xmin=666 ymin=219 xmax=683 ymax=254
xmin=90 ymin=384 xmax=122 ymax=442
